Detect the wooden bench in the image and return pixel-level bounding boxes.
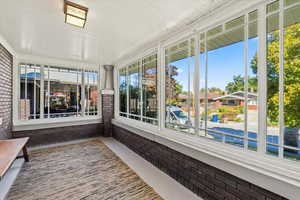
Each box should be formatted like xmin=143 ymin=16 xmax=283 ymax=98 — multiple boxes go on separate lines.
xmin=0 ymin=137 xmax=29 ymax=180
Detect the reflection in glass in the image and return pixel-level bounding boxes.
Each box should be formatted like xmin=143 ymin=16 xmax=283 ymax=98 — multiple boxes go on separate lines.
xmin=46 ymin=67 xmax=81 ymax=118
xmin=119 ymin=68 xmax=127 ymax=117
xmin=128 ymin=62 xmax=141 ymax=120
xmin=142 ymin=54 xmax=158 ymax=125
xmin=85 ymin=71 xmax=98 ymax=115
xmin=20 ymin=64 xmax=41 ymax=120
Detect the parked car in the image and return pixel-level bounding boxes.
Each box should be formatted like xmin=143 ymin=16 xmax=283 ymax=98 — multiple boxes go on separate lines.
xmin=166 ymin=106 xmax=192 ymax=129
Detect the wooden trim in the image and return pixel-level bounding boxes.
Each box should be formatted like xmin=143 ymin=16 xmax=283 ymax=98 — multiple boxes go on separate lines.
xmin=64 ymin=0 xmax=88 ymax=28
xmin=64 ymin=0 xmax=88 ymax=14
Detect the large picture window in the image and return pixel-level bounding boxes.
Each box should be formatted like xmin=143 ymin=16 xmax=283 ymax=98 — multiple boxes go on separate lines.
xmin=118 ymin=53 xmax=158 ymax=125
xmin=20 ymin=64 xmax=99 ymax=120
xmin=116 ymin=0 xmax=300 ymax=162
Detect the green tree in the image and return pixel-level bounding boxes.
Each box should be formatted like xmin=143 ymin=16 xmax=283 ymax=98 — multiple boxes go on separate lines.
xmin=225 ymin=75 xmax=244 ymax=93
xmin=251 ymin=23 xmax=300 ymax=126
xmin=208 ymin=87 xmax=223 ymax=94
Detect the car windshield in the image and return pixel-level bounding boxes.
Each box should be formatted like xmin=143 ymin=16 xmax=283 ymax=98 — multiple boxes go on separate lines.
xmin=173 ymin=110 xmax=188 ymax=119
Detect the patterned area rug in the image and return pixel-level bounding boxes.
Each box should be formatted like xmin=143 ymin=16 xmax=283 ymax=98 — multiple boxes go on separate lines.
xmin=7 ymin=139 xmax=163 ymax=200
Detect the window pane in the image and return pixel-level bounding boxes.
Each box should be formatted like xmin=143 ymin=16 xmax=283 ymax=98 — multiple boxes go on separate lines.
xmin=247 ymin=10 xmax=259 ymax=151
xmin=20 ymin=64 xmax=41 ymax=120
xmin=283 ymin=4 xmax=300 ymax=161
xmin=20 ymin=64 xmax=27 ymax=120
xmin=165 ymin=39 xmax=195 ymax=134
xmin=225 ymin=16 xmax=244 ymax=30
xmin=46 ymin=67 xmax=81 ymax=118
xmin=128 ymin=62 xmax=141 ymax=120
xmin=206 ymin=16 xmax=245 ymax=147
xmin=267 ymin=143 xmax=279 ymax=156
xmin=142 ymin=54 xmax=158 ymax=125
xmin=267 ymin=1 xmax=279 ymax=13
xmin=285 ymin=0 xmax=300 ymax=7
xmin=207 ymin=25 xmax=222 ymax=38
xmin=119 ymin=68 xmax=127 ymax=115
xmin=266 ymin=10 xmax=280 ymax=153
xmin=85 ymin=71 xmax=98 ymax=116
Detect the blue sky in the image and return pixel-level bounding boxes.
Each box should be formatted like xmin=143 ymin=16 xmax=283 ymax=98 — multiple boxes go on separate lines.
xmin=169 ymin=38 xmax=258 ymax=92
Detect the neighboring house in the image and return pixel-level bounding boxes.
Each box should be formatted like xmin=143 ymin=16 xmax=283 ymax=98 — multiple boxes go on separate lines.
xmin=200 ymin=92 xmax=221 ymax=104
xmin=213 ymin=91 xmax=257 ymax=109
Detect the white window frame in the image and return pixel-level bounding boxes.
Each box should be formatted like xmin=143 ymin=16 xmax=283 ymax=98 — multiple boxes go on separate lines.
xmin=115 ymin=0 xmax=300 ymax=160
xmin=114 ymin=0 xmax=300 ymax=198
xmin=116 ymin=48 xmax=159 ymax=127
xmin=13 ymin=57 xmax=102 ymax=130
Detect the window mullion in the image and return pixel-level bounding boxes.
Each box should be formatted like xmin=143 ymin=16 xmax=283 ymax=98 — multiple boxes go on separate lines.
xmin=160 ymin=44 xmax=166 ymax=129
xmin=98 ymin=66 xmax=101 ymax=117
xmin=194 ymin=34 xmax=200 ymax=136
xmin=40 ymin=65 xmax=44 ymax=119
xmin=47 ymin=66 xmax=50 ymax=118
xmin=204 ymin=32 xmax=208 ymax=137
xmin=278 ymin=0 xmax=285 ymax=159
xmin=157 ymin=43 xmax=162 ymax=130
xmin=140 ymin=60 xmax=143 ymax=121
xmin=87 ymin=70 xmax=90 ymax=116
xmin=187 ymin=40 xmax=191 ymax=123
xmin=81 ymin=69 xmax=85 ymax=117
xmin=24 ymin=65 xmax=28 ymax=119
xmin=116 ymin=67 xmax=120 ymax=118
xmin=257 ymin=5 xmax=267 ymax=154
xmin=33 ymin=65 xmax=36 ymax=119
xmin=126 ymin=66 xmax=129 ymax=117
xmin=76 ymin=69 xmax=79 ymax=116
xmin=244 ymin=14 xmax=249 ymax=150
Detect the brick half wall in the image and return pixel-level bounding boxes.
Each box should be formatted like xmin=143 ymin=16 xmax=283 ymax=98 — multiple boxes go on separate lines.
xmin=0 ymin=43 xmax=13 ymax=139
xmin=14 ymin=123 xmax=104 ymax=147
xmin=112 ymin=124 xmax=287 ymax=200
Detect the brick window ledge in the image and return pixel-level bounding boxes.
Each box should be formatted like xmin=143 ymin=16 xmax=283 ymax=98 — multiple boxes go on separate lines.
xmin=13 ymin=116 xmax=102 ymax=131
xmin=112 ymin=118 xmax=300 ymax=200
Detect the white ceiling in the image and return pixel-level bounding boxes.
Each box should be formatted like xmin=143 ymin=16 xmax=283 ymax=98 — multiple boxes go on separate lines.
xmin=0 ymin=0 xmax=230 ymax=65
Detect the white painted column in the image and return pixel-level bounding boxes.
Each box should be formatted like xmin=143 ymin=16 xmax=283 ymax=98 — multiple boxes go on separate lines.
xmin=104 ymin=65 xmax=114 ymax=90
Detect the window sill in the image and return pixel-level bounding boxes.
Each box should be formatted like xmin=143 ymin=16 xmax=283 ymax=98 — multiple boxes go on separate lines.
xmin=112 ymin=118 xmax=300 ymax=200
xmin=13 ymin=116 xmax=102 ymax=131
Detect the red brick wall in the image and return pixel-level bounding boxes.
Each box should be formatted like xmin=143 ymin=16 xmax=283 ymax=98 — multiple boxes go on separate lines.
xmin=0 ymin=43 xmax=13 ymax=139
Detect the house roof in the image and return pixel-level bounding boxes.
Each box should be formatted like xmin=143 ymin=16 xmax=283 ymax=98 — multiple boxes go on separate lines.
xmin=213 ymin=91 xmax=257 ymax=101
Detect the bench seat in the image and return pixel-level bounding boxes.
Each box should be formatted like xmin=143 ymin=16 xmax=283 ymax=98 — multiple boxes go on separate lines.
xmin=0 ymin=137 xmax=29 ymax=180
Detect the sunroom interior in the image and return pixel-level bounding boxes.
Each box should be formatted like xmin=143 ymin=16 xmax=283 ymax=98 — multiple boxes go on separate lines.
xmin=1 ymin=0 xmax=300 ymax=200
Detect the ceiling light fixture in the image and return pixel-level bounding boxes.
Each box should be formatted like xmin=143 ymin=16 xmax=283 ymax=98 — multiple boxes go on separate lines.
xmin=64 ymin=0 xmax=88 ymax=28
